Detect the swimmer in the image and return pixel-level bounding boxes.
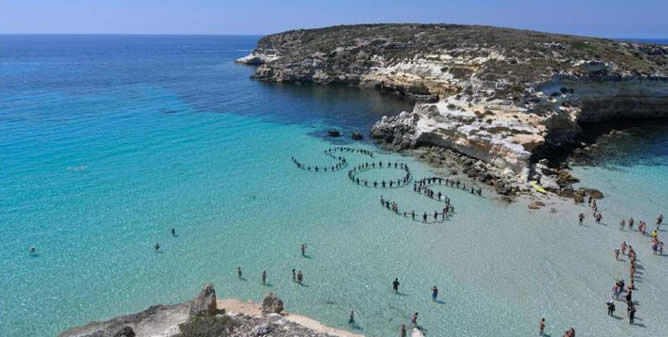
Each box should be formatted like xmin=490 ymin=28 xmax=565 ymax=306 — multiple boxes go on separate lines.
xmin=262 ymin=270 xmax=267 ymax=285
xmin=154 ymin=243 xmax=160 ymax=252
xmin=29 ymin=247 xmax=36 ymax=255
xmin=171 ymin=228 xmax=176 ymax=236
xmin=393 ymin=278 xmax=400 ymax=293
xmin=237 ymin=267 xmax=242 ymax=279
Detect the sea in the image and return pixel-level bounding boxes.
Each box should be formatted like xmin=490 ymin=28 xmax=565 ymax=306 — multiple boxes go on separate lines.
xmin=1 ymin=35 xmax=667 ymax=337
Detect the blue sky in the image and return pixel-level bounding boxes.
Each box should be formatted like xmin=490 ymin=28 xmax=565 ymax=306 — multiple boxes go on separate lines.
xmin=1 ymin=0 xmax=667 ymax=38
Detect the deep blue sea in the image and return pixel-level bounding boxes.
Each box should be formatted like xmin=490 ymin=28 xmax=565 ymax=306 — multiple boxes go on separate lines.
xmin=1 ymin=35 xmax=667 ymax=337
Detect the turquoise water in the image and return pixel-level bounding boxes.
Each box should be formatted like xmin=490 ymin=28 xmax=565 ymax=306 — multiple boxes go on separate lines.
xmin=2 ymin=35 xmax=668 ymax=337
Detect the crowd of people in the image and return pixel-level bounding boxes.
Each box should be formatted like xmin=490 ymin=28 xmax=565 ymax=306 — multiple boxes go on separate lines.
xmin=348 ymin=161 xmax=412 ymax=188
xmin=575 ymin=195 xmax=665 ymax=332
xmin=291 ymin=155 xmax=347 ymax=173
xmin=415 ymin=176 xmax=482 ymax=197
xmin=379 ymin=195 xmax=453 ymax=223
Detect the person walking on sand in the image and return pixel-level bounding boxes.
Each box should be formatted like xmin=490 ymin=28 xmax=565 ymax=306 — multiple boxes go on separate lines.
xmin=237 ymin=266 xmax=242 ymax=279
xmin=539 ymin=318 xmax=546 ymax=336
xmin=431 ymin=286 xmax=439 ymax=301
xmin=348 ymin=311 xmax=355 ymax=326
xmin=393 ymin=278 xmax=400 ymax=294
xmin=400 ymin=324 xmax=407 ymax=337
xmin=262 ymin=270 xmax=267 ymax=285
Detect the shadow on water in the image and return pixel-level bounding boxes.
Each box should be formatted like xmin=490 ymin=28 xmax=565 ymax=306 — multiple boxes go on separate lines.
xmin=571 ymin=120 xmax=668 ymax=169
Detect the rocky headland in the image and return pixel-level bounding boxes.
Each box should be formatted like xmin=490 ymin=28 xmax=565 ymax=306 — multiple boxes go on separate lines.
xmin=58 ymin=284 xmax=381 ymax=337
xmin=237 ymin=24 xmax=668 ymax=199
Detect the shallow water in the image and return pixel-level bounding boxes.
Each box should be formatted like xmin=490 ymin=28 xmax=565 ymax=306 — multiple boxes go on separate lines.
xmin=1 ymin=35 xmax=667 ymax=337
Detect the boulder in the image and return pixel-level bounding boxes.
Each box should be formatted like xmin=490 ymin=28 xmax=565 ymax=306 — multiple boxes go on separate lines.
xmin=251 ymin=323 xmax=273 ymax=337
xmin=328 ymin=129 xmax=341 ymax=137
xmin=261 ymin=293 xmax=284 ymax=315
xmin=351 ymin=131 xmax=364 ymax=140
xmin=495 ymin=180 xmax=512 ymax=195
xmin=583 ymin=188 xmax=604 ymax=199
xmin=190 ymin=283 xmax=217 ymax=317
xmin=528 ymin=201 xmax=545 ymax=210
xmin=112 ymin=327 xmax=135 ymax=337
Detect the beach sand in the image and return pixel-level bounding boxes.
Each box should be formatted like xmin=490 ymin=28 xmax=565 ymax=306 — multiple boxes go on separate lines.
xmin=217 ymin=299 xmax=366 ymax=337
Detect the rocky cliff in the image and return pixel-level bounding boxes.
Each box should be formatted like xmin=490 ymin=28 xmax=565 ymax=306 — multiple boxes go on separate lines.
xmin=238 ymin=24 xmax=668 ymax=193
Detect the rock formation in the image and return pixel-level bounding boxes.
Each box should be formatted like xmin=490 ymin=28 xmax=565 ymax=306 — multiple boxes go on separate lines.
xmin=60 ymin=287 xmax=357 ymax=337
xmin=238 ymin=24 xmax=668 ymax=193
xmin=261 ymin=293 xmax=284 ymax=315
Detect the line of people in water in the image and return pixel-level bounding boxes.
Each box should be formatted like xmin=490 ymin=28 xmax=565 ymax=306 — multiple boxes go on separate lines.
xmin=580 ymin=196 xmax=665 ymax=328
xmin=291 ymin=155 xmax=347 ymax=173
xmin=380 ymin=195 xmax=453 ymax=223
xmin=348 ymin=161 xmax=412 ymax=188
xmin=415 ymin=176 xmax=482 ymax=197
xmin=325 ymin=146 xmax=374 ymax=158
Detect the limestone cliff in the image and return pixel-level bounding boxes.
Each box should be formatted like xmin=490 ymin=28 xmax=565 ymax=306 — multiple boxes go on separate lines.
xmin=238 ymin=24 xmax=668 ymax=190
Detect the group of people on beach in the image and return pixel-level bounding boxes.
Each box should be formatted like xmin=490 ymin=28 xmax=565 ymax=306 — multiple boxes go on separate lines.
xmin=348 ymin=161 xmax=412 ymax=188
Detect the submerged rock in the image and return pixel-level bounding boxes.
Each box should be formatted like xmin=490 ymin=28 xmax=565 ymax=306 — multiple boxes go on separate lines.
xmin=351 ymin=131 xmax=364 ymax=140
xmin=328 ymin=129 xmax=341 ymax=137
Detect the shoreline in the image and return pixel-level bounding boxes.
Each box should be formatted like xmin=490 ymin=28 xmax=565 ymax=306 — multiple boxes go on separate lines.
xmin=217 ymin=298 xmax=366 ymax=337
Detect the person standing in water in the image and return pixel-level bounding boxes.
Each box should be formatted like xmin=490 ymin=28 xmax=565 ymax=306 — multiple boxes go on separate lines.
xmin=262 ymin=270 xmax=267 ymax=285
xmin=154 ymin=243 xmax=160 ymax=252
xmin=297 ymin=270 xmax=303 ymax=284
xmin=400 ymin=324 xmax=407 ymax=337
xmin=171 ymin=228 xmax=176 ymax=236
xmin=29 ymin=247 xmax=37 ymax=256
xmin=393 ymin=278 xmax=400 ymax=294
xmin=301 ymin=243 xmax=307 ymax=257
xmin=292 ymin=268 xmax=296 ymax=281
xmin=411 ymin=312 xmax=418 ymax=326
xmin=348 ymin=311 xmax=355 ymax=326
xmin=578 ymin=213 xmax=584 ymax=225
xmin=431 ymin=286 xmax=439 ymax=301
xmin=237 ymin=267 xmax=242 ymax=279
xmin=539 ymin=318 xmax=546 ymax=336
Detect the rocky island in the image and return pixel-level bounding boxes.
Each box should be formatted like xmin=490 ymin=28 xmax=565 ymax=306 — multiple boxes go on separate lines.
xmin=237 ymin=24 xmax=668 ymax=197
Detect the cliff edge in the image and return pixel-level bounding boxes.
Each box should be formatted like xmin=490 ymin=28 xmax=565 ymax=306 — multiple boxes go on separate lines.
xmin=238 ymin=24 xmax=668 ymax=194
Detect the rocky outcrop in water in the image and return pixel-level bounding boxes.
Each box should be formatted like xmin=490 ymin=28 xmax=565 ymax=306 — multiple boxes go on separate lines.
xmin=59 ymin=286 xmax=353 ymax=337
xmin=239 ymin=24 xmax=668 ymax=195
